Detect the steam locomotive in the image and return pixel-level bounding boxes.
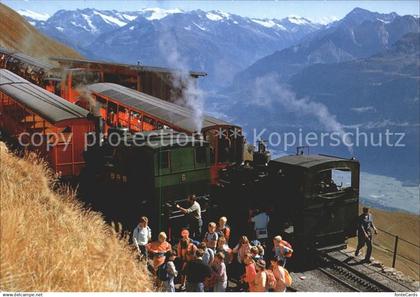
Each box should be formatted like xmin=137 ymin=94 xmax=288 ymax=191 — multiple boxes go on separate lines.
xmin=0 ymin=51 xmax=360 ymax=254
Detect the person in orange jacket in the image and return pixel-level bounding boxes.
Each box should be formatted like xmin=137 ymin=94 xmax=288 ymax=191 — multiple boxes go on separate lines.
xmin=241 ymin=253 xmax=257 ymax=292
xmin=147 ymin=232 xmax=172 ymax=272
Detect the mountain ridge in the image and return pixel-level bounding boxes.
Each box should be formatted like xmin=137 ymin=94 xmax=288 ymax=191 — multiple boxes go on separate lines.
xmin=18 ymin=8 xmax=323 ymax=88
xmin=231 ymin=8 xmax=419 ymax=87
xmin=0 ymin=4 xmax=82 ymax=62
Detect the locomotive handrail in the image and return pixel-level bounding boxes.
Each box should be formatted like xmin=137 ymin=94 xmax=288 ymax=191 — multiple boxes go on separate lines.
xmin=316 ymin=192 xmax=347 ymax=200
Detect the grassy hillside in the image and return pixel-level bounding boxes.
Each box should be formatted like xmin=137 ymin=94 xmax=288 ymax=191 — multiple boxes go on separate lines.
xmin=348 ymin=206 xmax=420 ymax=280
xmin=0 ymin=143 xmax=152 ymax=291
xmin=0 ymin=3 xmax=82 ymax=61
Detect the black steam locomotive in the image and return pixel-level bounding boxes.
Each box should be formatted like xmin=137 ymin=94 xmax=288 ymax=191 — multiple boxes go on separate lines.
xmin=213 ymin=144 xmax=360 ymax=255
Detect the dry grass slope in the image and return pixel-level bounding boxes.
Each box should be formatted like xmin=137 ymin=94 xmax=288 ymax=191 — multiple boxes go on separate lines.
xmin=0 ymin=143 xmax=152 ymax=291
xmin=0 ymin=3 xmax=82 ymax=62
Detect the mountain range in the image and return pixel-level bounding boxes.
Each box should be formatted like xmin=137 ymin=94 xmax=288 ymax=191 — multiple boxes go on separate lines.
xmin=0 ymin=4 xmax=81 ymax=62
xmin=218 ymin=9 xmax=419 ymax=183
xmin=18 ymin=8 xmax=323 ymax=88
xmin=232 ymin=8 xmax=419 ymax=86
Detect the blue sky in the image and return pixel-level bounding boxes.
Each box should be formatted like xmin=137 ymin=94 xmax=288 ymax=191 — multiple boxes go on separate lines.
xmin=2 ymin=0 xmax=419 ymax=21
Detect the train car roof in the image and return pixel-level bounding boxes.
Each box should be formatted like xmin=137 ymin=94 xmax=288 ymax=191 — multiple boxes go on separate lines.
xmin=51 ymin=57 xmax=207 ymax=77
xmin=272 ymin=154 xmax=358 ymax=169
xmin=0 ymin=47 xmax=14 ymax=55
xmin=0 ymin=69 xmax=89 ymax=123
xmin=87 ymin=82 xmax=237 ymax=133
xmin=0 ymin=47 xmax=53 ymax=70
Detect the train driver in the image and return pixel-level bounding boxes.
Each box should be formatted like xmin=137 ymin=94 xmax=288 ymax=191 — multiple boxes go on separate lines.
xmin=176 ymin=194 xmax=203 ymax=241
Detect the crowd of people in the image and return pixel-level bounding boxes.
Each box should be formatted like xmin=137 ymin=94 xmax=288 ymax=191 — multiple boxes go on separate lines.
xmin=132 ymin=195 xmax=379 ymax=292
xmin=132 ymin=195 xmax=294 ymax=292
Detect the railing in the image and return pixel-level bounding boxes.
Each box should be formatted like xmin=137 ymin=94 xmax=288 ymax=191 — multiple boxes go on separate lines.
xmin=375 ymin=227 xmax=420 ymax=269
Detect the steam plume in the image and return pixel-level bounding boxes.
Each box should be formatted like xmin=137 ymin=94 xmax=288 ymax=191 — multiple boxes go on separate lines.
xmin=253 ymin=74 xmax=353 ymax=154
xmin=76 ymin=86 xmax=100 ymax=116
xmin=158 ymin=29 xmax=205 ymax=133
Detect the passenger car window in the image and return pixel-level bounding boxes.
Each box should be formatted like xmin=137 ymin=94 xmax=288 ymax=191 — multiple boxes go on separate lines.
xmin=158 ymin=151 xmax=170 ymax=169
xmin=195 ymin=146 xmax=207 ymax=165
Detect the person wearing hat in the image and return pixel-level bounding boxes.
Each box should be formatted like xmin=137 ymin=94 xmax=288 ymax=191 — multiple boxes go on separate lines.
xmin=177 ymin=229 xmax=198 ymax=259
xmin=254 ymin=259 xmax=268 ymax=292
xmin=355 ymin=207 xmax=378 ymax=263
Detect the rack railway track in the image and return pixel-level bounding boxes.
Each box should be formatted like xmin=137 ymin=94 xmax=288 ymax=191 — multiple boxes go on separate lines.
xmin=316 ymin=251 xmax=402 ymax=292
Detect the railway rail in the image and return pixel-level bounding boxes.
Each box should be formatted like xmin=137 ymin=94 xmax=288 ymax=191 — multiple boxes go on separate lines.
xmin=316 ymin=252 xmax=397 ymax=292
xmin=334 ymin=250 xmax=416 ymax=292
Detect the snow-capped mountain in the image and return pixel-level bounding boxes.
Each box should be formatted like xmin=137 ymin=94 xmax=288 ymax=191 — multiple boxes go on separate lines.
xmin=88 ymin=9 xmax=323 ymax=87
xmin=17 ymin=9 xmax=50 ymax=25
xmin=250 ymin=15 xmax=320 ymax=31
xmin=232 ymin=8 xmax=419 ymax=85
xmin=25 ymin=9 xmax=141 ymax=49
xmin=18 ymin=8 xmax=323 ymax=88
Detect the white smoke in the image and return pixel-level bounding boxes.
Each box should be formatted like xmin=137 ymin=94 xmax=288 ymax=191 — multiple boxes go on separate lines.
xmin=253 ymin=73 xmax=354 ymax=154
xmin=158 ymin=29 xmax=205 ymax=133
xmin=76 ymin=86 xmax=100 ymax=116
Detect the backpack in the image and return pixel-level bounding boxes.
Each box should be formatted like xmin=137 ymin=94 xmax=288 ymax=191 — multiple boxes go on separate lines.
xmin=265 ymin=270 xmax=277 ymax=290
xmin=280 ymin=240 xmax=293 ymax=258
xmin=217 ymin=225 xmax=230 ymax=239
xmin=157 ymin=262 xmax=169 ymax=281
xmin=284 ymin=269 xmax=292 ymax=287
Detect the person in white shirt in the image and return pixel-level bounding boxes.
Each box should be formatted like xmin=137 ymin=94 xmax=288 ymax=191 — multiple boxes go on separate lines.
xmin=251 ymin=210 xmax=270 ymax=244
xmin=203 ymin=222 xmax=218 ymax=250
xmin=132 ymin=216 xmax=152 ymax=259
xmin=177 ymin=194 xmax=203 ymax=240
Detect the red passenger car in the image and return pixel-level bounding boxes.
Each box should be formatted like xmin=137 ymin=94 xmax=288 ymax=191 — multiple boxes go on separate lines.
xmin=85 ymin=82 xmax=244 ymax=184
xmin=0 ymin=69 xmax=95 ymax=177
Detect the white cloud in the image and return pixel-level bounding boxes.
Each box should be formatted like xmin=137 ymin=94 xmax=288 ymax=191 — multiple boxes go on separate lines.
xmin=360 ymin=172 xmax=419 ymax=214
xmin=351 ymin=106 xmax=376 ymax=113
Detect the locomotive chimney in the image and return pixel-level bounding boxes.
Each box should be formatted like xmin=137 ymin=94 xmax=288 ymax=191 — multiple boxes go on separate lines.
xmin=87 ymin=113 xmax=104 ymax=146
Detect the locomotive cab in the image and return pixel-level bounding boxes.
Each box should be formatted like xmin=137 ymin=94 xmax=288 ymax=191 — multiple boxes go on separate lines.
xmin=268 ymin=154 xmax=360 ymax=252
